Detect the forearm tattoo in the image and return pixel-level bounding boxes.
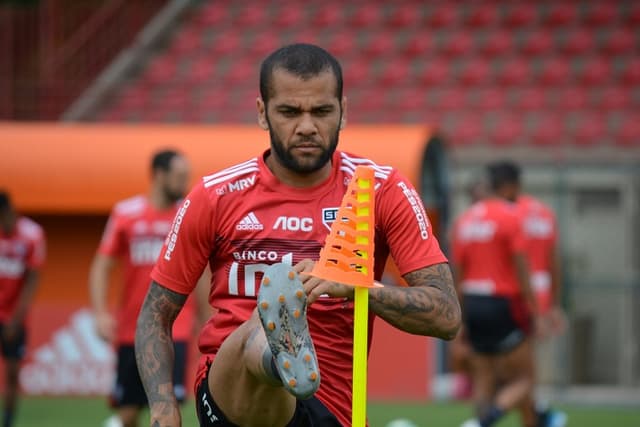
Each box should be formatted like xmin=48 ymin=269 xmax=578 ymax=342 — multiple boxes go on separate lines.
xmin=370 ymin=263 xmax=461 ymax=339
xmin=135 ymin=281 xmax=187 ymax=405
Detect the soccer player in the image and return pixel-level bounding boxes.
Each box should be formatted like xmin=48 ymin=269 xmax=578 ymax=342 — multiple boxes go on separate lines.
xmin=89 ymin=150 xmax=208 ymax=427
xmin=0 ymin=191 xmax=45 ymax=427
xmin=453 ymin=161 xmax=566 ymax=427
xmin=135 ymin=43 xmax=461 ymax=427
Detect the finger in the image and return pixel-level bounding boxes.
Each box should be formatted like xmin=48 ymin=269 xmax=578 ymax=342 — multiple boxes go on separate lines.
xmin=293 ymin=259 xmax=314 ymax=274
xmin=307 ymin=283 xmax=329 ymax=304
xmin=303 ymin=277 xmax=323 ymax=295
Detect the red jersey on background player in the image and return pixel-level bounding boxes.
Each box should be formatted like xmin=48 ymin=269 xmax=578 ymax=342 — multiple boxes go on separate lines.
xmin=135 ymin=44 xmax=461 ymax=427
xmin=0 ymin=191 xmax=45 ymax=427
xmin=89 ymin=150 xmax=208 ymax=427
xmin=517 ymin=195 xmax=566 ymax=337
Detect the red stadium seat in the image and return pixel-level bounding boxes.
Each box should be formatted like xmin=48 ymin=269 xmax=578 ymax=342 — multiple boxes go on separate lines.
xmin=426 ymin=4 xmax=458 ymax=28
xmin=349 ymin=6 xmax=382 ymax=28
xmin=488 ymin=114 xmax=525 ymax=146
xmin=248 ymin=33 xmax=281 ymax=57
xmin=537 ymin=58 xmax=571 ymax=85
xmin=620 ymin=58 xmax=640 ymax=85
xmin=496 ymin=58 xmax=532 ymax=86
xmin=195 ymin=2 xmax=228 ymax=27
xmin=223 ymin=59 xmax=256 ymax=85
xmin=559 ymin=29 xmax=595 ymax=55
xmin=378 ymin=60 xmax=412 ymax=86
xmin=570 ymin=114 xmax=608 ymax=146
xmin=600 ymin=28 xmax=636 ymax=55
xmin=144 ymin=56 xmax=179 ymax=85
xmin=234 ymin=6 xmax=266 ymax=27
xmin=343 ymin=59 xmax=370 ymax=87
xmin=393 ymin=88 xmax=427 ymax=111
xmin=418 ymin=59 xmax=451 ymax=87
xmin=444 ymin=115 xmax=484 ymax=146
xmin=439 ymin=32 xmax=474 ymax=57
xmin=529 ymin=114 xmax=564 ymax=145
xmin=593 ymin=87 xmax=631 ymax=110
xmin=464 ymin=5 xmax=499 ymax=27
xmin=311 ymin=8 xmax=343 ymax=28
xmin=456 ymin=58 xmax=492 ymax=86
xmin=542 ymin=3 xmax=577 ymax=27
xmin=186 ymin=55 xmax=218 ymax=85
xmin=503 ymin=3 xmax=538 ymax=28
xmin=552 ymin=87 xmax=589 ymax=111
xmin=326 ymin=31 xmax=357 ymax=57
xmin=582 ymin=2 xmax=618 ymax=26
xmin=577 ymin=57 xmax=611 ymax=85
xmin=362 ymin=33 xmax=396 ymax=58
xmin=479 ymin=31 xmax=513 ymax=57
xmin=509 ymin=87 xmax=548 ymax=111
xmin=470 ymin=88 xmax=507 ymax=111
xmin=627 ymin=3 xmax=640 ymax=26
xmin=401 ymin=32 xmax=435 ymax=57
xmin=116 ymin=86 xmax=150 ymax=110
xmin=210 ymin=33 xmax=241 ymax=56
xmin=615 ymin=117 xmax=640 ymax=147
xmin=386 ymin=4 xmax=420 ymax=28
xmin=437 ymin=88 xmax=467 ymax=111
xmin=519 ymin=31 xmax=553 ymax=56
xmin=272 ymin=5 xmax=305 ymax=28
xmin=170 ymin=27 xmax=203 ymax=56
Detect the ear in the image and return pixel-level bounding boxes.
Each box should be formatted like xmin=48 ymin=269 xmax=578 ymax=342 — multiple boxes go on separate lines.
xmin=339 ymin=96 xmax=347 ymax=130
xmin=257 ymin=97 xmax=269 ymax=130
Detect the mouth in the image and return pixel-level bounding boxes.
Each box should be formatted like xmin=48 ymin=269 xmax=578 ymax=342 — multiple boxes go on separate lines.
xmin=291 ymin=143 xmax=322 ymax=154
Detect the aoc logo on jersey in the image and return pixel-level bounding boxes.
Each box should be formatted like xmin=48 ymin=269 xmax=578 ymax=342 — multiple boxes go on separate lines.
xmin=321 ymin=207 xmax=339 ymax=231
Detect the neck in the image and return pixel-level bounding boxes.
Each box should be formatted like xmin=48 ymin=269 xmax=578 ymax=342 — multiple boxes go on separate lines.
xmin=265 ymin=154 xmax=332 ymax=188
xmin=148 ymin=186 xmax=172 ymax=209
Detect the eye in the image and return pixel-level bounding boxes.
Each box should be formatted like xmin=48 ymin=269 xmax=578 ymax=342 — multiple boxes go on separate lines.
xmin=313 ymin=108 xmax=333 ymax=116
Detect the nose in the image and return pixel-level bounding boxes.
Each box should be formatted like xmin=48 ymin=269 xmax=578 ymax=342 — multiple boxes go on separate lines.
xmin=296 ymin=112 xmax=317 ymax=137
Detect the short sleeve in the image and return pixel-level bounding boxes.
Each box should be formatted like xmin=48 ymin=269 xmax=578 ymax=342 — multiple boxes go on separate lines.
xmin=151 ymin=183 xmax=214 ymax=295
xmin=378 ymin=172 xmax=448 ymax=275
xmin=26 ymin=227 xmax=46 ymax=269
xmin=97 ymin=212 xmax=127 ymax=257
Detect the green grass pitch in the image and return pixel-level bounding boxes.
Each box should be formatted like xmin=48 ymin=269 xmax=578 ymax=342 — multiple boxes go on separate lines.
xmin=13 ymin=397 xmax=640 ymax=426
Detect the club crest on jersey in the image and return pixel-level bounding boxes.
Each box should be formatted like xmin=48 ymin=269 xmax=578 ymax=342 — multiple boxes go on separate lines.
xmin=322 ymin=207 xmax=339 ymax=231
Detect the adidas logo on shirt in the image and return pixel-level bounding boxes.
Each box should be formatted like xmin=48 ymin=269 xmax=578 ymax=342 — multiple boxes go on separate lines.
xmin=236 ymin=212 xmax=264 ymax=231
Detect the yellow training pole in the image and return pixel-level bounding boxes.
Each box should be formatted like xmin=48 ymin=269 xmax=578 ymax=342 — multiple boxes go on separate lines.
xmin=352 ymin=285 xmax=369 ymax=427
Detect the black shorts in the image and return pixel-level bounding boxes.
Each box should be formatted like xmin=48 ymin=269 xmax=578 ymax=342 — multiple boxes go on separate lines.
xmin=195 ymin=363 xmax=341 ymax=427
xmin=0 ymin=323 xmax=27 ymax=360
xmin=110 ymin=341 xmax=188 ymax=408
xmin=463 ymin=295 xmax=531 ymax=354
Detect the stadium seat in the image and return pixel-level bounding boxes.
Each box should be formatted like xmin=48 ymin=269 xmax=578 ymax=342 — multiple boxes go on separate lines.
xmin=600 ymin=28 xmax=636 ymax=55
xmin=378 ymin=60 xmax=412 ymax=86
xmin=426 ymin=4 xmax=458 ymax=28
xmin=444 ymin=114 xmax=484 ymax=146
xmin=559 ymin=29 xmax=594 ymax=55
xmin=194 ymin=2 xmax=228 ymax=27
xmin=437 ymin=88 xmax=467 ymax=111
xmin=479 ymin=30 xmax=513 ymax=57
xmin=518 ymin=31 xmax=553 ymax=56
xmin=582 ymin=2 xmax=618 ymax=26
xmin=362 ymin=33 xmax=396 ymax=58
xmin=272 ymin=4 xmax=305 ymax=27
xmin=593 ymin=87 xmax=631 ymax=110
xmin=197 ymin=87 xmax=230 ymax=110
xmin=456 ymin=58 xmax=492 ymax=86
xmin=210 ymin=33 xmax=241 ymax=56
xmin=464 ymin=4 xmax=499 ymax=27
xmin=418 ymin=59 xmax=451 ymax=87
xmin=248 ymin=33 xmax=281 ymax=57
xmin=570 ymin=114 xmax=608 ymax=146
xmin=234 ymin=6 xmax=266 ymax=27
xmin=386 ymin=4 xmax=420 ymax=28
xmin=529 ymin=114 xmax=564 ymax=145
xmin=169 ymin=27 xmax=203 ymax=56
xmin=577 ymin=57 xmax=611 ymax=85
xmin=439 ymin=32 xmax=474 ymax=57
xmin=401 ymin=32 xmax=435 ymax=57
xmin=116 ymin=85 xmax=151 ymax=110
xmin=343 ymin=59 xmax=370 ymax=87
xmin=620 ymin=58 xmax=640 ymax=85
xmin=223 ymin=59 xmax=256 ymax=85
xmin=326 ymin=31 xmax=357 ymax=57
xmin=144 ymin=56 xmax=179 ymax=85
xmin=392 ymin=88 xmax=427 ymax=111
xmin=496 ymin=58 xmax=532 ymax=86
xmin=488 ymin=114 xmax=525 ymax=146
xmin=509 ymin=87 xmax=547 ymax=111
xmin=503 ymin=3 xmax=538 ymax=28
xmin=469 ymin=88 xmax=507 ymax=111
xmin=311 ymin=8 xmax=342 ymax=27
xmin=552 ymin=87 xmax=589 ymax=111
xmin=537 ymin=58 xmax=571 ymax=85
xmin=627 ymin=2 xmax=640 ymax=26
xmin=186 ymin=55 xmax=218 ymax=85
xmin=349 ymin=5 xmax=382 ymax=28
xmin=542 ymin=3 xmax=577 ymax=27
xmin=615 ymin=117 xmax=640 ymax=147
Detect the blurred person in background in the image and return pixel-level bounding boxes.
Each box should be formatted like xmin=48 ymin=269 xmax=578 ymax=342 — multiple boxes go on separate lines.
xmin=89 ymin=150 xmax=209 ymax=427
xmin=0 ymin=191 xmax=46 ymax=427
xmin=451 ymin=161 xmax=566 ymax=427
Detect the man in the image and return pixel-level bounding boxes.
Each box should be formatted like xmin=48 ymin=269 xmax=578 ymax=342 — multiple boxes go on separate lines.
xmin=452 ymin=161 xmax=564 ymax=427
xmin=0 ymin=191 xmax=45 ymax=427
xmin=135 ymin=43 xmax=461 ymax=427
xmin=89 ymin=150 xmax=208 ymax=427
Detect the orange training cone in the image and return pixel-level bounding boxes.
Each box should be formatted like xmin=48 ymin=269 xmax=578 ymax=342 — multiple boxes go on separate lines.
xmin=309 ymin=166 xmax=380 ymax=288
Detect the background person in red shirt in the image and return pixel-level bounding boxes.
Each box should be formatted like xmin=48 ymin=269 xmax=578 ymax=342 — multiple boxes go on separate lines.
xmin=0 ymin=191 xmax=46 ymax=427
xmin=135 ymin=43 xmax=461 ymax=427
xmin=89 ymin=150 xmax=208 ymax=427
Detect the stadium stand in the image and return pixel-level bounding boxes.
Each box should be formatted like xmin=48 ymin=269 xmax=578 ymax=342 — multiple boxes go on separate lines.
xmin=8 ymin=0 xmax=634 ymax=147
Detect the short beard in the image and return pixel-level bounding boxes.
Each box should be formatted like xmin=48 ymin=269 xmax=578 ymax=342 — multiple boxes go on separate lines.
xmin=266 ymin=114 xmax=340 ymax=174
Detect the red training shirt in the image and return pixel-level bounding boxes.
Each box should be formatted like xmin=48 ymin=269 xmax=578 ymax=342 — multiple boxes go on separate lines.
xmin=98 ymin=195 xmax=195 ymax=344
xmin=152 ymin=150 xmax=447 ymax=426
xmin=0 ymin=217 xmax=46 ymax=322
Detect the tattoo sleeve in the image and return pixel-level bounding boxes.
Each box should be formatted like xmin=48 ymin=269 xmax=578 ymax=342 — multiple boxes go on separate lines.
xmin=369 ymin=263 xmax=461 ymax=340
xmin=135 ymin=281 xmax=187 ymax=417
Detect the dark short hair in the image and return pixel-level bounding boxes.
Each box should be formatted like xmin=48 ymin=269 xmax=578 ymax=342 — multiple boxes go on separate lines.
xmin=151 ymin=149 xmax=181 ymax=173
xmin=259 ymin=43 xmax=343 ymax=105
xmin=0 ymin=190 xmax=11 ymax=212
xmin=487 ymin=160 xmax=521 ymax=191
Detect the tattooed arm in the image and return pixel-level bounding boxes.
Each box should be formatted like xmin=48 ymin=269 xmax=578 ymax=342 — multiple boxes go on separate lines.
xmin=369 ymin=263 xmax=461 ymax=340
xmin=135 ymin=281 xmax=187 ymax=427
